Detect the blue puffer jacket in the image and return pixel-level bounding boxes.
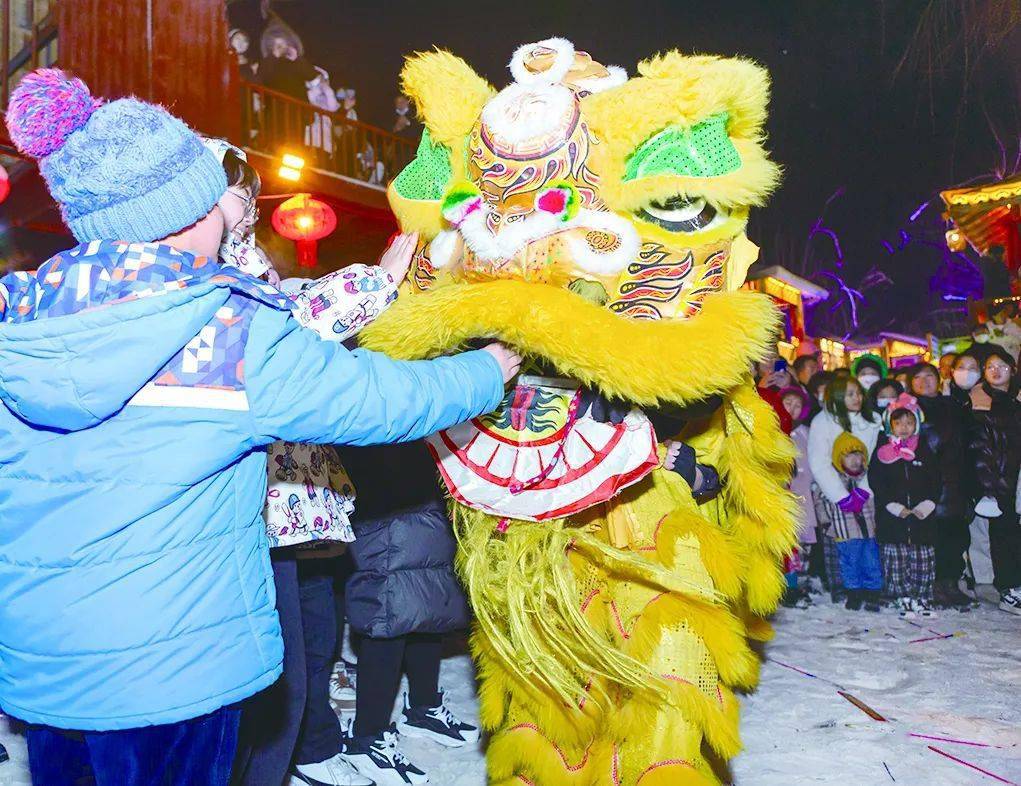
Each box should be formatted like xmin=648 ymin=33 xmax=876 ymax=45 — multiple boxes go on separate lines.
xmin=0 ymin=241 xmax=503 ymax=731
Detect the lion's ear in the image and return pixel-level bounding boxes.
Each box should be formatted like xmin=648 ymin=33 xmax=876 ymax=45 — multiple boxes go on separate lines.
xmin=583 ymin=52 xmax=780 ymax=212
xmin=401 ymin=49 xmax=496 ymax=148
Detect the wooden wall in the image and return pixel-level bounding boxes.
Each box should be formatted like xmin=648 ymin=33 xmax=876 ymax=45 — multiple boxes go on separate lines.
xmin=56 ymin=0 xmax=240 ymax=142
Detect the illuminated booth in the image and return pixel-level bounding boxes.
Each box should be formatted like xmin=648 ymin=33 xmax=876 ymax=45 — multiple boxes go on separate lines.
xmin=745 ymin=265 xmax=829 ymax=360
xmin=942 ymin=175 xmax=1021 ymax=293
xmin=845 ymin=332 xmax=930 ymax=371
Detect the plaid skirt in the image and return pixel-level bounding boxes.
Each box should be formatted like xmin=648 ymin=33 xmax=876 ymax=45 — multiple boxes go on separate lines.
xmin=881 ymin=543 xmax=935 ymax=600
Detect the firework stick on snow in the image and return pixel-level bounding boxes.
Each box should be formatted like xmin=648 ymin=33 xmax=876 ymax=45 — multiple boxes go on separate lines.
xmin=928 ymin=746 xmax=1020 ymax=785
xmin=910 ymin=733 xmax=1003 ymax=749
xmin=765 ymin=657 xmax=845 ymax=689
xmin=907 ymin=631 xmax=965 ymax=644
xmin=904 ymin=619 xmax=944 ymax=637
xmin=838 ymin=691 xmax=887 ymax=721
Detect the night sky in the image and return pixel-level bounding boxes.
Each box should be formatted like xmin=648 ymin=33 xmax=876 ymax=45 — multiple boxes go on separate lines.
xmin=234 ymin=1 xmax=1020 ymax=336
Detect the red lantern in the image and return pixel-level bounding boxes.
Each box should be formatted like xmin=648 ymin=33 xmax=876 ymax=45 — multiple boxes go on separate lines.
xmin=271 ymin=193 xmax=337 ymax=268
xmin=0 ymin=164 xmax=10 ymax=205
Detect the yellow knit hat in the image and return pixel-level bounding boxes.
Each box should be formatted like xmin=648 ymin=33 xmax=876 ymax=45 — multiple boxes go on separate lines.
xmin=832 ymin=432 xmax=868 ymax=472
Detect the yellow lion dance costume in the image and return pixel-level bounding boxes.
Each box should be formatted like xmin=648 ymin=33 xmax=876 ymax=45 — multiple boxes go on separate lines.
xmin=362 ymin=38 xmax=798 ymax=786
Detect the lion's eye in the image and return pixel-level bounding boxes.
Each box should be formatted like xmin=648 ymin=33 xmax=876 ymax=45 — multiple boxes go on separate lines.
xmin=637 ymin=196 xmax=725 ymax=233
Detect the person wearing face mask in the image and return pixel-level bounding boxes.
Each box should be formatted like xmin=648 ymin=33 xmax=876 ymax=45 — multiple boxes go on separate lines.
xmin=948 ymin=348 xmax=984 ymax=406
xmin=967 ymin=344 xmax=1021 ymax=616
xmin=851 ymin=353 xmax=887 ymax=393
xmin=907 ymin=363 xmax=973 ymax=610
xmin=869 ymin=378 xmax=904 ymax=414
xmin=808 ymin=375 xmax=883 ymax=604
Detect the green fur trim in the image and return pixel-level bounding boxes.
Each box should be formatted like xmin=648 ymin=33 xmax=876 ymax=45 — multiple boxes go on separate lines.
xmin=392 ymin=129 xmax=453 ymax=201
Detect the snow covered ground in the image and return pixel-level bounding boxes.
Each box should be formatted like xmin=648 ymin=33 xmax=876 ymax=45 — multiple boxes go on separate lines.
xmin=1 ymin=588 xmax=1018 ymax=785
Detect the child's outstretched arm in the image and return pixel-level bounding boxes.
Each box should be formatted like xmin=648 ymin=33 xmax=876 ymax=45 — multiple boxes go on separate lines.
xmin=244 ymin=304 xmax=518 ymax=447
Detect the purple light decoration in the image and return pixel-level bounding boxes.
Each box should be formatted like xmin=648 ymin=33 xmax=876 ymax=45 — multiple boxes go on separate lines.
xmin=908 ymin=200 xmax=930 ymax=222
xmin=882 ymin=192 xmax=984 ymax=304
xmin=802 ymin=187 xmax=846 ymax=269
xmin=819 ymin=270 xmax=865 ymax=336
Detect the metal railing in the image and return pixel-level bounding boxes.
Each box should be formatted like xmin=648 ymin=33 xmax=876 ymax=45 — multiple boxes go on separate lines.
xmin=2 ymin=0 xmax=58 ymax=112
xmin=241 ymin=81 xmax=416 ymax=187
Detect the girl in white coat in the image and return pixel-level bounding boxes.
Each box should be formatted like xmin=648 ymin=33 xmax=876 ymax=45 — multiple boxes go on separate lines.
xmin=809 ymin=374 xmax=884 ymax=508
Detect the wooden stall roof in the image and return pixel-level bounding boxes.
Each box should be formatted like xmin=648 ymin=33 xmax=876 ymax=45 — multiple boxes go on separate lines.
xmin=747 ymin=264 xmax=830 ymax=304
xmin=941 ymin=175 xmax=1021 ymax=256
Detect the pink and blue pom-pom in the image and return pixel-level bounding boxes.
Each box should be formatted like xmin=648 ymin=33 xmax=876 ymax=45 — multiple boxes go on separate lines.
xmin=5 ymin=68 xmax=101 ymax=159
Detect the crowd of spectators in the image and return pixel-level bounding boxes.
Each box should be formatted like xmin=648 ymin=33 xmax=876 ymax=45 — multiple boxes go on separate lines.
xmin=757 ymin=343 xmax=1021 ymax=619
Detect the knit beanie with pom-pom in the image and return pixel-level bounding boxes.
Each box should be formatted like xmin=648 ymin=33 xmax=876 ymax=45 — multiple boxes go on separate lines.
xmin=4 ymin=68 xmax=226 ymax=243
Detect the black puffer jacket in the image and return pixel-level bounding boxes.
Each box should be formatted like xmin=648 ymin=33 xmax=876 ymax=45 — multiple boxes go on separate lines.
xmin=868 ymin=437 xmax=941 ymax=545
xmin=969 ymin=383 xmax=1021 ymax=502
xmin=915 ymin=394 xmax=966 ymax=519
xmin=338 ymin=441 xmax=469 ymax=639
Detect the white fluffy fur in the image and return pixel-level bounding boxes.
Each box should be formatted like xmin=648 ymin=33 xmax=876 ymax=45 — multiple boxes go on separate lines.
xmin=509 ymin=37 xmax=576 ymax=85
xmin=453 ymin=197 xmax=638 ymax=276
xmin=573 ymin=65 xmax=629 ymax=95
xmin=428 ymin=229 xmax=462 ymax=269
xmin=480 ymin=82 xmax=576 ymax=147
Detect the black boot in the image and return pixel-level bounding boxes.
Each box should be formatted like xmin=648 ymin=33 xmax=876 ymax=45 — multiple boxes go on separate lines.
xmin=863 ymin=590 xmax=882 ymax=612
xmin=845 ymin=589 xmax=863 ymax=610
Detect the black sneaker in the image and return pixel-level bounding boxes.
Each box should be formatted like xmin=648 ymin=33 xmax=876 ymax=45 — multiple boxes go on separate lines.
xmin=397 ymin=690 xmax=480 ymax=748
xmin=343 ymin=726 xmax=427 ymax=786
xmin=863 ymin=590 xmax=881 ymax=613
xmin=845 ymin=590 xmax=863 ymax=611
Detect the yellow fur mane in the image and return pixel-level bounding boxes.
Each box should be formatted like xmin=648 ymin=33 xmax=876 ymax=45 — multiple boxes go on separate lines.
xmin=360 ymin=284 xmax=780 ymax=407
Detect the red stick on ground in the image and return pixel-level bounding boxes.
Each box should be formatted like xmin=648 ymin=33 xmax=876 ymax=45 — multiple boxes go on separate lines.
xmin=928 ymin=746 xmax=1020 ymax=785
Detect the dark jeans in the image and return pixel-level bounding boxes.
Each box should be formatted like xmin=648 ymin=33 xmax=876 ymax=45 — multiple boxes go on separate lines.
xmin=988 ymin=502 xmax=1021 ymax=592
xmin=933 ymin=515 xmax=971 ymax=582
xmin=294 ymin=559 xmax=343 ymax=764
xmin=233 ymin=552 xmax=342 ymax=786
xmin=353 ymin=633 xmax=442 ymax=738
xmin=27 ymin=707 xmax=239 ymax=786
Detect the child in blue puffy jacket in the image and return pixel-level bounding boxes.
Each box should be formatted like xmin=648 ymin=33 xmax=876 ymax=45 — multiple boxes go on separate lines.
xmin=0 ymin=69 xmax=517 ymax=786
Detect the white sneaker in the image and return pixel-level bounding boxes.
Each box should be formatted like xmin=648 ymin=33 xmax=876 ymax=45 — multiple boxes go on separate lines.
xmin=999 ymin=587 xmax=1021 ymax=616
xmin=897 ymin=597 xmax=917 ymax=619
xmin=343 ymin=725 xmax=428 ymax=786
xmin=330 ymin=662 xmax=357 ymax=708
xmin=916 ymin=598 xmax=938 ymax=618
xmin=397 ymin=690 xmax=481 ymax=748
xmin=289 ymin=753 xmax=375 ymax=786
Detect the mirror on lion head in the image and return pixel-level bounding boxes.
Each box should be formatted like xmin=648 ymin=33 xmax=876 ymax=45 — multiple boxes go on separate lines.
xmin=388 ymin=37 xmax=779 ymax=322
